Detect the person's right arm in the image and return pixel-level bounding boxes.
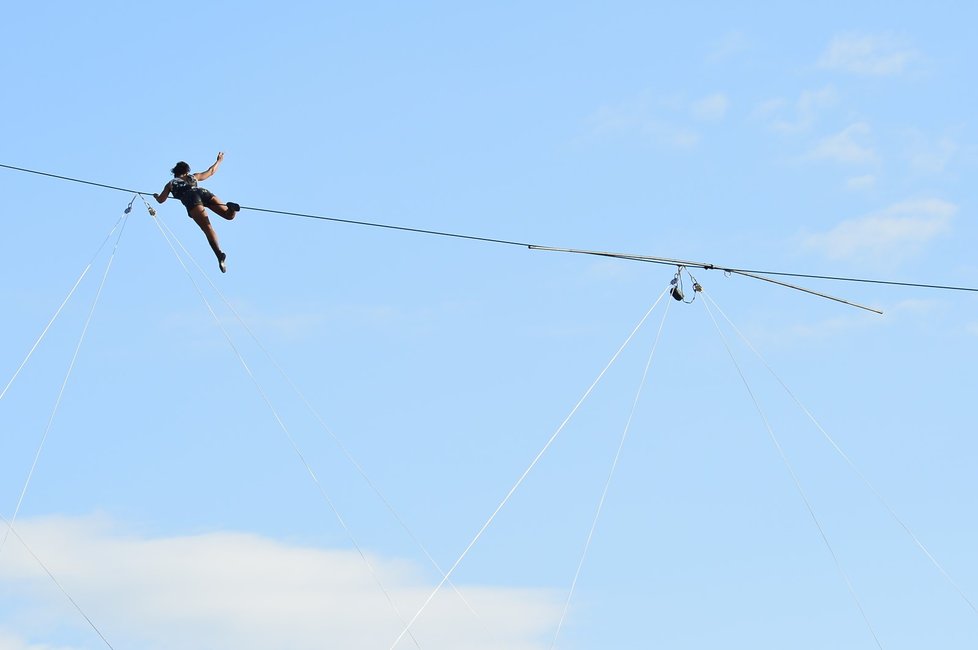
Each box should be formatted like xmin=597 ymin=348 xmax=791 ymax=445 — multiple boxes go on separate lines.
xmin=153 ymin=181 xmax=172 ymax=204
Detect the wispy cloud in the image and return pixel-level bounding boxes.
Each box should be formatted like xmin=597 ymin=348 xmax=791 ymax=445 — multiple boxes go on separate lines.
xmin=845 ymin=174 xmax=877 ymax=191
xmin=235 ymin=301 xmax=405 ymax=338
xmin=0 ymin=630 xmax=77 ymax=650
xmin=589 ymin=97 xmax=700 ymax=149
xmin=803 ymin=199 xmax=955 ymax=263
xmin=783 ymin=312 xmax=878 ymax=340
xmin=589 ymin=90 xmax=731 ymax=146
xmin=809 ymin=122 xmax=877 ymax=164
xmin=161 ymin=299 xmax=478 ymax=344
xmin=691 ymin=93 xmax=730 ymax=121
xmin=887 ymin=298 xmax=943 ymax=317
xmin=588 ymin=91 xmax=740 ymax=148
xmin=904 ymin=131 xmax=958 ymax=174
xmin=818 ymin=33 xmax=917 ymax=76
xmin=707 ymin=31 xmax=750 ymax=62
xmin=0 ymin=516 xmax=560 ymax=650
xmin=755 ymin=86 xmax=837 ymax=133
xmin=742 ymin=298 xmax=940 ymax=346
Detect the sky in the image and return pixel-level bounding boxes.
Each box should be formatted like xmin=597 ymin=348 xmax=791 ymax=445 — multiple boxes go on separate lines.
xmin=1 ymin=1 xmax=977 ymax=649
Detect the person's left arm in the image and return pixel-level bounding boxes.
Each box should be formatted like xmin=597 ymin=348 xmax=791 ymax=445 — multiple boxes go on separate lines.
xmin=194 ymin=151 xmax=224 ymax=181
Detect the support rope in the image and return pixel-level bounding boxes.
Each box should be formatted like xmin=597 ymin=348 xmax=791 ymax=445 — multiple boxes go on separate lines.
xmin=0 ymin=513 xmax=115 ymax=650
xmin=703 ymin=292 xmax=978 ymax=619
xmin=550 ymin=293 xmax=673 ymax=648
xmin=699 ymin=293 xmax=885 ymax=649
xmin=0 ymin=213 xmax=128 ymax=403
xmin=389 ymin=288 xmax=670 ymax=649
xmin=1 ymin=213 xmax=129 ymax=556
xmin=150 ymin=205 xmax=492 ymax=640
xmin=150 ymin=213 xmax=424 ymax=650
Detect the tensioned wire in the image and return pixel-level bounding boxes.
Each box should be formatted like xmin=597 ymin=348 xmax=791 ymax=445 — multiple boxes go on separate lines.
xmin=702 ymin=291 xmax=978 ymax=619
xmin=1 ymin=212 xmax=130 ymax=557
xmin=389 ymin=287 xmax=671 ymax=649
xmin=2 ymin=162 xmax=977 ymax=300
xmin=699 ymin=292 xmax=885 ymax=649
xmin=150 ymin=212 xmax=425 ymax=650
xmin=148 ymin=200 xmax=493 ymax=641
xmin=0 ymin=512 xmax=115 ymax=650
xmin=551 ymin=292 xmax=673 ymax=649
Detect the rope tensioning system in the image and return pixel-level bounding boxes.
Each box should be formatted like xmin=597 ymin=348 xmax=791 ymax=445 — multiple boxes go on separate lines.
xmin=669 ymin=266 xmax=702 ymax=304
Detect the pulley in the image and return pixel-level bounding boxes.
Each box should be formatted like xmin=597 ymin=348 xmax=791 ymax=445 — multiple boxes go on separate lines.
xmin=669 ymin=266 xmax=702 ymax=304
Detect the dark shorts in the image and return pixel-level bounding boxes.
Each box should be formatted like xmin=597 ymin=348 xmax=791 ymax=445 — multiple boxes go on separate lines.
xmin=179 ymin=188 xmax=215 ymax=211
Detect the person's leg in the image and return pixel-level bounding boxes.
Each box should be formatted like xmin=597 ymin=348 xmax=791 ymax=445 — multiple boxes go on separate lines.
xmin=206 ymin=194 xmax=239 ymax=221
xmin=188 ymin=206 xmax=223 ymax=260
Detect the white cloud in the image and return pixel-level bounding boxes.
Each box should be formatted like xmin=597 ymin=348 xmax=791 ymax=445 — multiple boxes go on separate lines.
xmin=588 ymin=91 xmax=748 ymax=148
xmin=905 ymin=132 xmax=958 ymax=174
xmin=691 ymin=93 xmax=730 ymax=121
xmin=0 ymin=516 xmax=561 ymax=650
xmin=845 ymin=174 xmax=876 ymax=190
xmin=707 ymin=31 xmax=750 ymax=62
xmin=162 ymin=298 xmax=478 ymax=344
xmin=887 ymin=298 xmax=942 ymax=316
xmin=237 ymin=301 xmax=404 ymax=338
xmin=809 ymin=122 xmax=877 ymax=164
xmin=757 ymin=86 xmax=837 ymax=133
xmin=0 ymin=630 xmax=79 ymax=650
xmin=753 ymin=97 xmax=787 ymax=119
xmin=744 ymin=298 xmax=941 ymax=345
xmin=645 ymin=122 xmax=700 ymax=149
xmin=803 ymin=199 xmax=956 ymax=263
xmin=784 ymin=313 xmax=878 ymax=340
xmin=818 ymin=33 xmax=917 ymax=76
xmin=589 ymin=98 xmax=700 ymax=149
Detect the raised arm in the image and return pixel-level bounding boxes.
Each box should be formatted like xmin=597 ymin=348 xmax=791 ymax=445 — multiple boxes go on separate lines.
xmin=153 ymin=181 xmax=173 ymax=204
xmin=194 ymin=151 xmax=225 ymax=182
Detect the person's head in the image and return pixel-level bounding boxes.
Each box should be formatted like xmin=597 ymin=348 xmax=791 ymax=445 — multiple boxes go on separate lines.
xmin=171 ymin=161 xmax=191 ymax=176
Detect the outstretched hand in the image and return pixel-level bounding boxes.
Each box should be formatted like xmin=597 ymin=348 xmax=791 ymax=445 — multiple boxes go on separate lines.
xmin=216 ymin=151 xmax=225 ymax=163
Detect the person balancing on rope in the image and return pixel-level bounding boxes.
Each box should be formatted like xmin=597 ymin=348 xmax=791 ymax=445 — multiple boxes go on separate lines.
xmin=154 ymin=152 xmax=241 ymax=273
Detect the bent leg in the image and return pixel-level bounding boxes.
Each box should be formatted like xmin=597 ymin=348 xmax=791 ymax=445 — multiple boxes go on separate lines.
xmin=207 ymin=194 xmax=238 ymax=220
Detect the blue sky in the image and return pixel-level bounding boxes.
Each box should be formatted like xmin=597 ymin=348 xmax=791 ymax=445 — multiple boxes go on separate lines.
xmin=1 ymin=2 xmax=977 ymax=649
